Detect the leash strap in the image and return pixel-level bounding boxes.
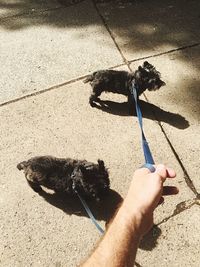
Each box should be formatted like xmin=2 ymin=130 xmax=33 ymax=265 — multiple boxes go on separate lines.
xmin=74 ymin=188 xmax=104 ymax=234
xmin=131 ymin=82 xmax=155 ymax=166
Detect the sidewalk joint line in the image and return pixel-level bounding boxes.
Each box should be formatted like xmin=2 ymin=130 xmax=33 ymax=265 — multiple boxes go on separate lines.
xmin=0 ymin=63 xmax=125 ymax=108
xmin=158 ymin=123 xmax=199 ymax=197
xmin=0 ymin=62 xmax=127 ymax=108
xmin=143 ymin=95 xmax=199 ymax=197
xmin=0 ymin=43 xmax=199 ymax=108
xmin=128 ymin=43 xmax=200 ymax=63
xmin=92 ymin=0 xmax=131 ymax=70
xmin=0 ymin=75 xmax=87 ymax=108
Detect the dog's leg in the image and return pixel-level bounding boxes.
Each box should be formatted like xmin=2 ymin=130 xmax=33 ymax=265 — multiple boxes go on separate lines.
xmin=89 ymin=85 xmax=102 ymax=107
xmin=26 ymin=180 xmax=42 ymax=192
xmin=127 ymin=93 xmax=136 ymax=115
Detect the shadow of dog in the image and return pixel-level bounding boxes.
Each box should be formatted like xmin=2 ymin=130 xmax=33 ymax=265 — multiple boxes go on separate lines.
xmin=93 ymin=99 xmax=189 ymax=129
xmin=38 ymin=188 xmax=123 ymax=224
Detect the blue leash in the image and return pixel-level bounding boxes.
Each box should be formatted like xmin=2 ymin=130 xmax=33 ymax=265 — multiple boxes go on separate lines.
xmin=74 ymin=189 xmax=104 ymax=234
xmin=131 ymin=82 xmax=155 ymax=172
xmin=74 ymin=82 xmax=155 ymax=235
xmin=72 ymin=180 xmax=104 ymax=234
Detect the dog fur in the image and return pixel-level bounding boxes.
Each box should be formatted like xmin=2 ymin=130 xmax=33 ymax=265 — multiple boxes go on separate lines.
xmin=84 ymin=61 xmax=165 ymax=112
xmin=17 ymin=156 xmax=110 ymax=201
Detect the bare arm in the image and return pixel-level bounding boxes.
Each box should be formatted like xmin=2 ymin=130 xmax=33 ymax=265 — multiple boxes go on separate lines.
xmin=80 ymin=165 xmax=178 ymax=267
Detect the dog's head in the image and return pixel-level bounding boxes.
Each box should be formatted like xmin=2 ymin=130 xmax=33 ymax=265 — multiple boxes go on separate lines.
xmin=71 ymin=160 xmax=110 ymax=201
xmin=134 ymin=61 xmax=165 ymax=94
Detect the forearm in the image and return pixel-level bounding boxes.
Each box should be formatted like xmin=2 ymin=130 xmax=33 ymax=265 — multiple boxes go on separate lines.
xmin=81 ymin=203 xmax=143 ymax=267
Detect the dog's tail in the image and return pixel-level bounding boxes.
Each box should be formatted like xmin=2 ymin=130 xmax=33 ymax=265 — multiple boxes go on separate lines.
xmin=17 ymin=161 xmax=28 ymax=170
xmin=83 ymin=72 xmax=97 ymax=83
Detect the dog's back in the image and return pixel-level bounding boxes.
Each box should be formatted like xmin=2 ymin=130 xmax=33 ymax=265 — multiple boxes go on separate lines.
xmin=84 ymin=69 xmax=132 ymax=95
xmin=84 ymin=69 xmax=129 ymax=82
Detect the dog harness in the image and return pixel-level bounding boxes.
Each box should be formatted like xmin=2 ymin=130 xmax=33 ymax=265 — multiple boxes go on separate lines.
xmin=74 ymin=82 xmax=155 ymax=234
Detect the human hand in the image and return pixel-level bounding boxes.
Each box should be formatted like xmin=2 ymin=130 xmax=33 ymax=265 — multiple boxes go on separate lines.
xmin=122 ymin=164 xmax=178 ymax=236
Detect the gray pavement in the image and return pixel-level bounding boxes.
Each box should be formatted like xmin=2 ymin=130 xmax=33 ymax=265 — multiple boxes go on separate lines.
xmin=0 ymin=1 xmax=200 ymax=266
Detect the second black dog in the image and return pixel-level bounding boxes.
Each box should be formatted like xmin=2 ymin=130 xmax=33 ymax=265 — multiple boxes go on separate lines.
xmin=84 ymin=61 xmax=165 ymax=113
xmin=17 ymin=156 xmax=110 ymax=202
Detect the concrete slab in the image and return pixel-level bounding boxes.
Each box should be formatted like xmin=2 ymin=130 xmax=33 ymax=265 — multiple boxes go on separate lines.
xmin=0 ymin=78 xmax=194 ymax=266
xmin=0 ymin=0 xmax=123 ymax=104
xmin=131 ymin=45 xmax=200 ymax=193
xmin=97 ymin=0 xmax=200 ymax=60
xmin=136 ymin=204 xmax=200 ymax=267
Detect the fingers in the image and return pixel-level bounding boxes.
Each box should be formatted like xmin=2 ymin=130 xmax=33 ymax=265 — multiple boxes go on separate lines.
xmin=162 ymin=186 xmax=179 ymax=196
xmin=166 ymin=167 xmax=176 ymax=178
xmin=136 ymin=164 xmax=176 ymax=184
xmin=139 ymin=164 xmax=176 ymax=176
xmin=155 ymin=164 xmax=176 ymax=182
xmin=155 ymin=164 xmax=168 ymax=182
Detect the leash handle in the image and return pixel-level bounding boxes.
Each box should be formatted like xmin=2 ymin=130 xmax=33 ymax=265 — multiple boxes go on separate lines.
xmin=74 ymin=189 xmax=104 ymax=234
xmin=131 ymin=83 xmax=155 ymax=166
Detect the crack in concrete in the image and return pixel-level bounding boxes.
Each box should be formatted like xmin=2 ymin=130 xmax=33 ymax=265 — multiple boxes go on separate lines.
xmin=157 ymin=198 xmax=199 ymax=226
xmin=92 ymin=0 xmax=130 ymax=68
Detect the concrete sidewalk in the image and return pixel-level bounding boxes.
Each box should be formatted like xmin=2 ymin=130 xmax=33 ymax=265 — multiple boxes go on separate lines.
xmin=0 ymin=0 xmax=199 ymax=266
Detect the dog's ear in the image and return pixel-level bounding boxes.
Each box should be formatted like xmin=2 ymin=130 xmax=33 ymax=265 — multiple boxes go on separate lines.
xmin=98 ymin=159 xmax=105 ymax=170
xmin=138 ymin=66 xmax=143 ymax=71
xmin=159 ymin=80 xmax=166 ymax=87
xmin=143 ymin=61 xmax=154 ymax=70
xmin=143 ymin=61 xmax=149 ymax=67
xmin=17 ymin=161 xmax=27 ymax=170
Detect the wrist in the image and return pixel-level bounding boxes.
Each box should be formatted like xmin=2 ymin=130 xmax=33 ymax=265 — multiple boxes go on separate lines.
xmin=116 ymin=201 xmax=144 ymax=240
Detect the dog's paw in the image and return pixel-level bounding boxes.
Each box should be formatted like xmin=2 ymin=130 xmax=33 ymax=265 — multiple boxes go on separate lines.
xmin=90 ymin=101 xmax=96 ymax=107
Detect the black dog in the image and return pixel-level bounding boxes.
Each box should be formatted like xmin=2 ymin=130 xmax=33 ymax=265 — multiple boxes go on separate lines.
xmin=84 ymin=61 xmax=165 ymax=112
xmin=17 ymin=156 xmax=110 ymax=201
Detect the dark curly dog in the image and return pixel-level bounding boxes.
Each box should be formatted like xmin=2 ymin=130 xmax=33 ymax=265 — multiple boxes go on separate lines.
xmin=84 ymin=61 xmax=165 ymax=112
xmin=17 ymin=156 xmax=110 ymax=201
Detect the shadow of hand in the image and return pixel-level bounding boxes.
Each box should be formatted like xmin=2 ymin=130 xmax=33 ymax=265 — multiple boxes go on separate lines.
xmin=139 ymin=225 xmax=162 ymax=251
